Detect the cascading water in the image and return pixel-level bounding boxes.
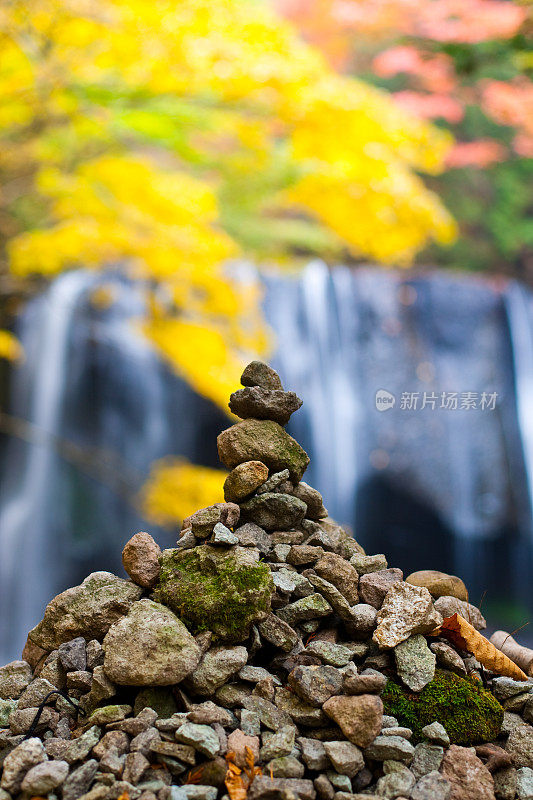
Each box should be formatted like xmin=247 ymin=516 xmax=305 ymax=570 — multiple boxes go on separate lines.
xmin=1 ymin=262 xmax=533 ymax=662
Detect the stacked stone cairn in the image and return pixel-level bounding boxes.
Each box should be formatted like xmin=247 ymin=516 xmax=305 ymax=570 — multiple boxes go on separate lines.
xmin=2 ymin=361 xmax=533 ymax=800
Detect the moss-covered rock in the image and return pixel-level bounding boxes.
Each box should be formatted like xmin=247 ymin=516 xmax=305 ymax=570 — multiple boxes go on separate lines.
xmin=153 ymin=545 xmax=274 ymax=643
xmin=382 ymin=669 xmax=503 ymax=745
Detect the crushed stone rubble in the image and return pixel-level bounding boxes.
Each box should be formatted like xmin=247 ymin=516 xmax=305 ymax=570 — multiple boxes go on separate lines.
xmin=1 ymin=360 xmax=533 ymax=800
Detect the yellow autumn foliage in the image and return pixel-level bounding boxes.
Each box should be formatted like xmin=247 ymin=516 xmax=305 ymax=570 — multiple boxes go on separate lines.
xmin=0 ymin=0 xmax=456 ymax=522
xmin=142 ymin=457 xmax=227 ymax=527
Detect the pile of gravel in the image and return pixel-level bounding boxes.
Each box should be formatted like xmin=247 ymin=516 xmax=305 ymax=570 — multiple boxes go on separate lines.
xmin=1 ymin=362 xmax=533 ymax=800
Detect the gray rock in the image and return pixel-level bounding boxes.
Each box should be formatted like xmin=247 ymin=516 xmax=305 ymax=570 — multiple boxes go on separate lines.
xmin=103 ymin=599 xmax=201 ymax=685
xmin=241 ymin=709 xmax=261 ymax=736
xmin=411 ymin=771 xmax=451 ymax=800
xmin=267 ymin=756 xmax=305 ymax=779
xmin=247 ymin=777 xmax=315 ymax=800
xmin=171 ymin=786 xmax=218 ymax=800
xmin=239 ymin=666 xmax=280 ymax=685
xmin=376 ymin=765 xmax=415 ymax=799
xmin=314 ymin=554 xmax=359 ymax=605
xmin=272 ymin=570 xmax=298 ymax=594
xmin=394 ymin=635 xmax=436 ymax=691
xmin=429 ymin=641 xmax=467 ymax=675
xmin=350 ymin=554 xmax=388 ymax=575
xmin=363 ymin=735 xmax=415 ymax=763
xmin=0 ymin=699 xmax=17 ymax=727
xmin=62 ymin=760 xmax=99 ymax=800
xmin=288 ymin=665 xmax=343 ymax=707
xmin=240 ymin=361 xmax=283 ymax=390
xmin=411 ymin=743 xmax=444 ymax=779
xmin=58 ymin=637 xmax=87 ymax=672
xmin=517 ymin=767 xmax=533 ymax=800
xmin=359 ymin=569 xmax=403 ymax=609
xmin=492 ymin=677 xmax=533 ymax=701
xmin=1 ymin=737 xmax=47 ymax=793
xmin=373 ymin=582 xmax=443 ymax=649
xmin=348 ymin=604 xmax=378 ymax=639
xmin=9 ymin=705 xmax=58 ymax=734
xmin=494 ymin=767 xmax=518 ymax=800
xmin=130 ymin=727 xmax=161 ymax=757
xmin=211 ymin=523 xmax=239 ymax=546
xmin=287 ymin=545 xmax=325 ymax=566
xmin=235 ymin=523 xmax=272 ymax=555
xmin=21 ymin=759 xmax=69 ymax=794
xmin=28 ymin=571 xmax=143 ymax=650
xmin=299 ymin=738 xmax=328 ymax=771
xmin=186 ymin=646 xmax=248 ymax=695
xmin=507 ymin=725 xmax=533 ymax=769
xmin=257 ymin=469 xmax=291 ymax=494
xmin=229 ymin=387 xmax=302 ymax=426
xmin=305 ymin=642 xmax=353 ymax=667
xmin=292 ymin=482 xmax=327 ymax=520
xmin=325 ymin=771 xmax=351 ymax=791
xmin=240 ymin=493 xmax=307 ymax=531
xmin=67 ymin=670 xmax=93 ymax=691
xmin=17 ymin=677 xmax=57 ymax=709
xmin=260 ymin=726 xmax=296 ymax=761
xmin=0 ymin=661 xmax=33 ymax=700
xmin=421 ymin=721 xmax=450 ymax=746
xmin=217 ymin=419 xmax=310 ymax=484
xmin=62 ymin=726 xmax=102 ymax=764
xmin=343 ymin=673 xmax=386 ymax=695
xmin=380 ymin=726 xmax=412 ymax=739
xmin=123 ymin=752 xmax=150 ymax=785
xmin=277 ymin=594 xmax=332 ymax=625
xmin=275 ymin=687 xmax=327 ymax=727
xmin=182 ymin=503 xmax=240 ymax=539
xmin=307 ymin=575 xmax=356 ymax=622
xmin=242 ymin=696 xmax=292 ymax=730
xmin=323 ymin=741 xmax=364 ymax=778
xmin=433 ymin=596 xmax=486 ymax=630
xmin=121 ymin=531 xmax=161 ymax=589
xmin=215 ymin=682 xmax=252 ymax=708
xmin=175 ymin=723 xmax=220 ymax=758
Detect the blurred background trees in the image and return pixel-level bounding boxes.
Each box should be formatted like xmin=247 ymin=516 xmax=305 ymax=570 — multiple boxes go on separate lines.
xmin=278 ymin=0 xmax=533 ymax=279
xmin=0 ymin=0 xmax=456 ymax=395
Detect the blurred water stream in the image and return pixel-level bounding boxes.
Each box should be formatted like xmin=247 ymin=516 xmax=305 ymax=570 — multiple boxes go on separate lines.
xmin=0 ymin=263 xmax=532 ymax=662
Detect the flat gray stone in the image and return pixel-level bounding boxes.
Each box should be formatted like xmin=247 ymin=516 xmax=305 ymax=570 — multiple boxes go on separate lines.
xmin=394 ymin=635 xmax=436 ymax=691
xmin=411 ymin=771 xmax=451 ymax=800
xmin=175 ymin=723 xmax=220 ymax=758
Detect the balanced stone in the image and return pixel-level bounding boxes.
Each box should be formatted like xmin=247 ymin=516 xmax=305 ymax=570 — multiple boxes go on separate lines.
xmin=217 ymin=419 xmax=309 ymax=483
xmin=229 ymin=386 xmax=303 ymax=426
xmin=240 ymin=361 xmax=283 ymax=390
xmin=292 ymin=482 xmax=327 ymax=520
xmin=182 ymin=503 xmax=239 ymax=539
xmin=122 ymin=532 xmax=161 ymax=589
xmin=103 ymin=599 xmax=201 ymax=685
xmin=223 ymin=461 xmax=269 ymax=502
xmin=240 ymin=493 xmax=307 ymax=531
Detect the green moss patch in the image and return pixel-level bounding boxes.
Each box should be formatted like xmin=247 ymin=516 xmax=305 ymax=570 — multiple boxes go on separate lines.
xmin=382 ymin=669 xmax=503 ymax=745
xmin=153 ymin=545 xmax=274 ymax=643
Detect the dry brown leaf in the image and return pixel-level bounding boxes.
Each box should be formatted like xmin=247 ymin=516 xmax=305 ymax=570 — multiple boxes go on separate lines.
xmin=185 ymin=766 xmax=205 ymax=785
xmin=225 ymin=752 xmax=247 ymax=800
xmin=435 ymin=613 xmax=528 ymax=681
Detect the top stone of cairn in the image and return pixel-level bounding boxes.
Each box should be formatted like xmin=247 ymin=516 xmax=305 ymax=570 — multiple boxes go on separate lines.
xmin=229 ymin=361 xmax=302 ymax=426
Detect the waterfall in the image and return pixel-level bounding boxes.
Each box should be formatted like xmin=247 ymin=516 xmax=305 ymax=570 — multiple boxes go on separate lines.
xmin=1 ymin=263 xmax=533 ymax=662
